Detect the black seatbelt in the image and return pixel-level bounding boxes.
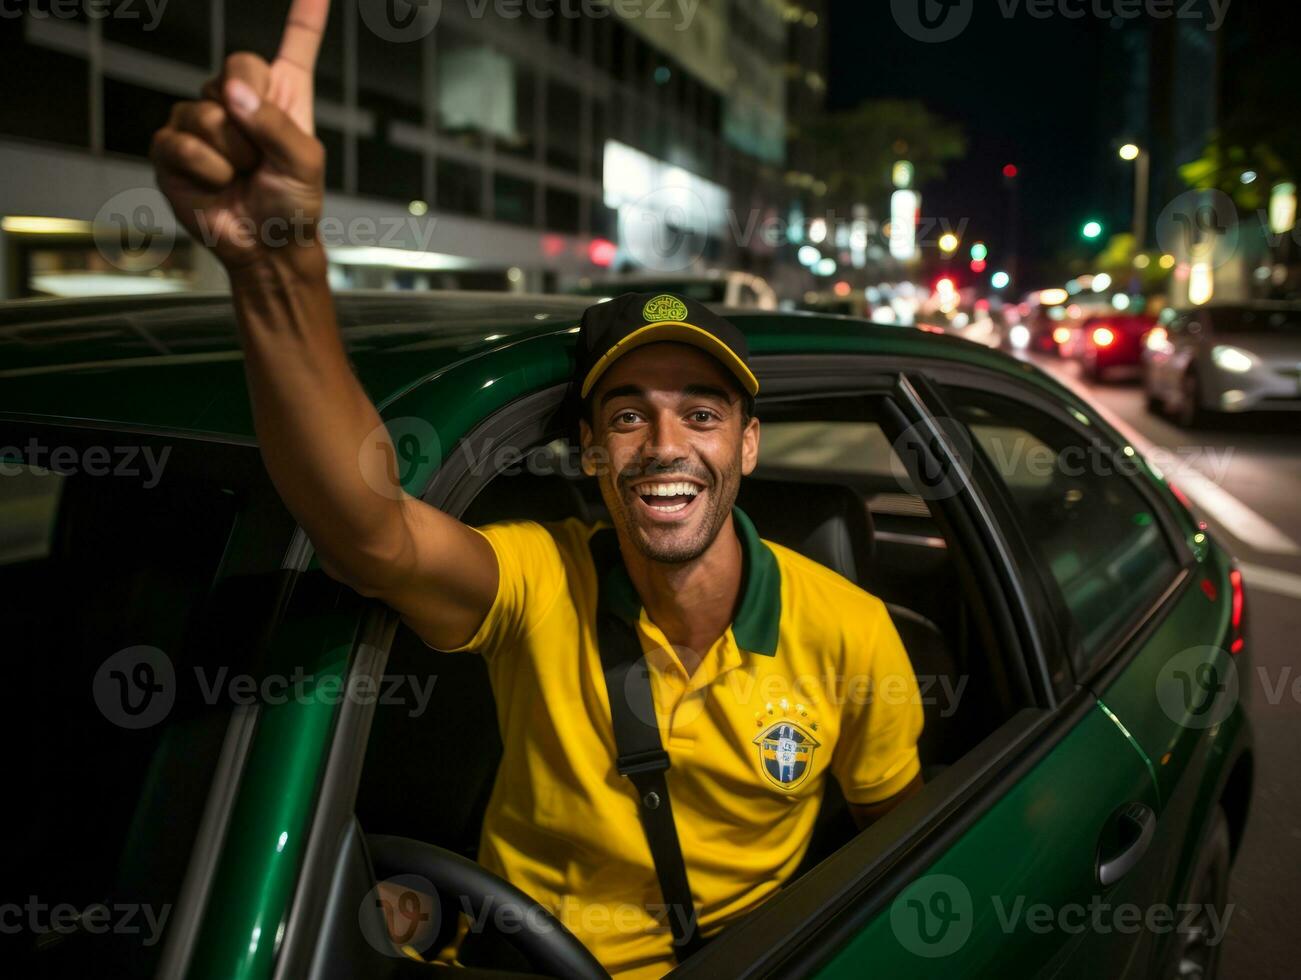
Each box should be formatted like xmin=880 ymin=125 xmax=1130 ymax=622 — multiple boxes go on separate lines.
xmin=589 ymin=529 xmax=706 ymax=962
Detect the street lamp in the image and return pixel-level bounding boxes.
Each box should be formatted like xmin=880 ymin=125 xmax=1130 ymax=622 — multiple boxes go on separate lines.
xmin=1118 ymin=143 xmax=1151 ymax=251
xmin=938 ymin=232 xmax=960 ymax=255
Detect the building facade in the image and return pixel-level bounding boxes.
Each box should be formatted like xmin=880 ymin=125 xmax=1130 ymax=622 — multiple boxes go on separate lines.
xmin=0 ymin=1 xmax=829 ymax=299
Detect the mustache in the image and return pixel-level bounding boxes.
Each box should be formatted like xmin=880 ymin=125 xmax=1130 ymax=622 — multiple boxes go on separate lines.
xmin=618 ymin=462 xmax=711 ymax=489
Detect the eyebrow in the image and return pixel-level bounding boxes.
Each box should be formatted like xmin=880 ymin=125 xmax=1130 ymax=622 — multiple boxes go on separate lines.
xmin=599 ymin=384 xmax=646 ymax=407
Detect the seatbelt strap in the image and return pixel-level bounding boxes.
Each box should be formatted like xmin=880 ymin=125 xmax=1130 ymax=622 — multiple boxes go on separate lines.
xmin=589 ymin=529 xmax=706 ymax=962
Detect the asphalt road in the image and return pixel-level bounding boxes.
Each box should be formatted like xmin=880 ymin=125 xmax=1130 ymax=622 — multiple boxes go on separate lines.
xmin=1030 ymin=355 xmax=1301 ymax=980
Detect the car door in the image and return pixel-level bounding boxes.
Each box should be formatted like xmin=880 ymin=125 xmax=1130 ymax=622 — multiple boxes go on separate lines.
xmin=812 ymin=376 xmax=1169 ymax=979
xmin=933 ymin=378 xmax=1212 ymax=979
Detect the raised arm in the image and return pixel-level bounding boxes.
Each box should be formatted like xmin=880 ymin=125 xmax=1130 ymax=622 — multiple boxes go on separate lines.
xmin=150 ymin=0 xmax=496 ymax=649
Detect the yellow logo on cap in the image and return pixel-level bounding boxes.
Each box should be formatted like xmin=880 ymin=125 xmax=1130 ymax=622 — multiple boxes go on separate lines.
xmin=642 ymin=294 xmax=688 ymax=323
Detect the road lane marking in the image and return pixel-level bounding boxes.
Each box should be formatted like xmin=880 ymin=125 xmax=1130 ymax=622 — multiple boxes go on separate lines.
xmin=1239 ymin=562 xmax=1301 ymax=602
xmin=1033 ymin=358 xmax=1301 ymax=557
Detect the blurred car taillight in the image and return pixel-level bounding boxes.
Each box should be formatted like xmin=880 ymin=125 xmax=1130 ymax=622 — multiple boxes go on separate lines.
xmin=1229 ymin=567 xmax=1246 ymax=654
xmin=1091 ymin=326 xmax=1116 ymax=348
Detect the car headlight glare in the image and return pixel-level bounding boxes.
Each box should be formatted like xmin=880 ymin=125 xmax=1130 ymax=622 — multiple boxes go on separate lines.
xmin=1212 ymin=345 xmax=1256 ymax=374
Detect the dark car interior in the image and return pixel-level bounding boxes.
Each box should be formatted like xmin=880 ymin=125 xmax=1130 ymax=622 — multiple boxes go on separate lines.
xmin=353 ymin=394 xmax=1031 ymax=971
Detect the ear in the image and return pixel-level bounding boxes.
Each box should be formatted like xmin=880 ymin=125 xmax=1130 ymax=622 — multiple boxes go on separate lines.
xmin=578 ymin=418 xmax=597 ymax=477
xmin=740 ymin=415 xmax=760 ymax=477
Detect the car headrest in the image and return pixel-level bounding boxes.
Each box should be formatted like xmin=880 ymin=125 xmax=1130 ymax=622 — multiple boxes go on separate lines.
xmin=735 ymin=477 xmax=873 ymax=585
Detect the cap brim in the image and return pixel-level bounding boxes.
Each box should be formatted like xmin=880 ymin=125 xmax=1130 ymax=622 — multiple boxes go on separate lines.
xmin=579 ymin=321 xmax=760 ymax=399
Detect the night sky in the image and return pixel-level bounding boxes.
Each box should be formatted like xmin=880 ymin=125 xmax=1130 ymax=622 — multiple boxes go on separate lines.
xmin=826 ymin=2 xmax=1128 ymax=287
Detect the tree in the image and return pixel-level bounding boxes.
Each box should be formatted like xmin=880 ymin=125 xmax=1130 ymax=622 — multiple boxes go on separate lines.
xmin=800 ymin=100 xmax=966 ymax=207
xmin=1179 ymin=135 xmax=1290 ymax=213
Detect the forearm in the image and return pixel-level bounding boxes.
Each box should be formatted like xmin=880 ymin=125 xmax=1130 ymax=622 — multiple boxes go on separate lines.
xmin=229 ymin=248 xmax=410 ymax=586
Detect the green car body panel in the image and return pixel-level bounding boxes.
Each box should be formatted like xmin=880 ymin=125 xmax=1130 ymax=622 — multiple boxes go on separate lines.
xmin=0 ymin=294 xmax=1251 ymax=980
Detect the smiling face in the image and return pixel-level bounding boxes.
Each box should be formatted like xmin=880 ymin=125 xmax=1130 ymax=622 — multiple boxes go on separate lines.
xmin=580 ymin=342 xmax=760 ymax=564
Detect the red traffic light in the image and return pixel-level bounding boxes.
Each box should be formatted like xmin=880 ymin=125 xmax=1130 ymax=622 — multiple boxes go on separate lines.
xmin=1003 ymin=164 xmax=1019 ymax=179
xmin=970 ymin=259 xmax=987 ymax=273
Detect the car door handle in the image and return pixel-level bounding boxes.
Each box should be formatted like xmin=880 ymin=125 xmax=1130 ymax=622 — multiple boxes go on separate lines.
xmin=1096 ymin=802 xmax=1156 ymax=887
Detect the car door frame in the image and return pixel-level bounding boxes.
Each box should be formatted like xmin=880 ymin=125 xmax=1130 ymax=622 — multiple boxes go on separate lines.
xmin=272 ymin=350 xmax=1144 ymax=980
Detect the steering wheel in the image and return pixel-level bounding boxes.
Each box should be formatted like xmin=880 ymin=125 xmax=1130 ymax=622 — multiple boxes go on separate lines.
xmin=366 ymin=834 xmax=608 ymax=980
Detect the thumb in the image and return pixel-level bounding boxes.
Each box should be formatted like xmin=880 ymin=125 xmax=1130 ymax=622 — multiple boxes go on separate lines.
xmin=224 ymin=77 xmax=320 ymax=176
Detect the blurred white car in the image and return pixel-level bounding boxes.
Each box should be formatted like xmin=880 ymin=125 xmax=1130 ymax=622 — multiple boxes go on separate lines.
xmin=1144 ymin=303 xmax=1301 ymax=427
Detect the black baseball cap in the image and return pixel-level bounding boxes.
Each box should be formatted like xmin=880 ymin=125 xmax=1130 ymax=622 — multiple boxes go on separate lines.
xmin=575 ymin=292 xmax=759 ymax=401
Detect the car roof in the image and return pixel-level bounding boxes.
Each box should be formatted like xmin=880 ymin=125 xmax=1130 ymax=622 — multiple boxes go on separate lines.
xmin=0 ymin=290 xmax=1068 ymax=443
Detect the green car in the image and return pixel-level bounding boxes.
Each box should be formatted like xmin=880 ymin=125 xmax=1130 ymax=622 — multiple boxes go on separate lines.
xmin=3 ymin=292 xmax=1252 ymax=980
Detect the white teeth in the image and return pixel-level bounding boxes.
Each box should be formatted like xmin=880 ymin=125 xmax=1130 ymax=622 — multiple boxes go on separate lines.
xmin=635 ymin=481 xmax=700 ymax=497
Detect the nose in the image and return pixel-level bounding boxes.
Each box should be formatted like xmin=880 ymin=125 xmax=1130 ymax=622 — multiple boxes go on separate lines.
xmin=642 ymin=409 xmax=690 ymax=468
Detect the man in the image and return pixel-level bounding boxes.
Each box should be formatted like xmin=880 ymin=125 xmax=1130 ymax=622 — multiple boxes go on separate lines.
xmin=149 ymin=3 xmax=924 ymax=976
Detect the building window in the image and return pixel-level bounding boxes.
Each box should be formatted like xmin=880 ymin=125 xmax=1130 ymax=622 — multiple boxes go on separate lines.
xmin=103 ymin=79 xmax=175 ymax=158
xmin=0 ymin=39 xmax=88 ymax=149
xmin=438 ymin=29 xmax=534 ymax=156
xmin=546 ymin=80 xmax=582 ymax=172
xmin=436 ymin=157 xmax=484 ymax=218
xmin=545 ymin=187 xmax=580 ymax=234
xmin=493 ymin=173 xmax=535 ymax=226
xmin=103 ymin=0 xmax=212 ymax=67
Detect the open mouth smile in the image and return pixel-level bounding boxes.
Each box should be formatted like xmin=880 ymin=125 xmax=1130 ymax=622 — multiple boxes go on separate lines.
xmin=629 ymin=480 xmax=705 ymax=520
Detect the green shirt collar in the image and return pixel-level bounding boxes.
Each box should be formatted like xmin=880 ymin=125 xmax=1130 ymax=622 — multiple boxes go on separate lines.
xmin=598 ymin=506 xmax=782 ymax=657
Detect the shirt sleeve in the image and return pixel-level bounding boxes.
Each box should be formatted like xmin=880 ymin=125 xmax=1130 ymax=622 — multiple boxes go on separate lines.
xmin=437 ymin=519 xmax=566 ymax=660
xmin=830 ymin=597 xmax=925 ymax=805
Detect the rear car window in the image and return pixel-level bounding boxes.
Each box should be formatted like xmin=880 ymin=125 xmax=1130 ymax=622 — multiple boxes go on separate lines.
xmin=949 ymin=391 xmax=1182 ymax=666
xmin=2 ymin=439 xmax=255 ymax=976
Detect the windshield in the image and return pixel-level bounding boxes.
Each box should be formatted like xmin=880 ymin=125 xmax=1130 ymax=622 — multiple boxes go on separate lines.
xmin=1210 ymin=308 xmax=1301 ymax=334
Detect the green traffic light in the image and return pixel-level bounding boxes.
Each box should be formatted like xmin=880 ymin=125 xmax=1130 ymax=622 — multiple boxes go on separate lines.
xmin=1082 ymin=220 xmax=1103 ymax=240
xmin=970 ymin=242 xmax=988 ymax=261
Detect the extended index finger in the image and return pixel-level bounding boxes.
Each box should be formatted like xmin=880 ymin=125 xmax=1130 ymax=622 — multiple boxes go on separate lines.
xmin=277 ymin=0 xmax=329 ymax=73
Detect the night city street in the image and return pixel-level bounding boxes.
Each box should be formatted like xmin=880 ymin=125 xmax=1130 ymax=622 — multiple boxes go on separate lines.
xmin=2 ymin=1 xmax=1298 ymax=978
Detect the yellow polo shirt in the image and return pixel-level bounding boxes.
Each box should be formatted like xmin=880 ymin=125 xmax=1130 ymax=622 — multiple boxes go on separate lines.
xmin=445 ymin=508 xmax=922 ymax=978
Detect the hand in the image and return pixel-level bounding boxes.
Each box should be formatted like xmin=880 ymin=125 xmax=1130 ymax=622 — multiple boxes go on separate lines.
xmin=149 ymin=0 xmax=331 ymax=275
